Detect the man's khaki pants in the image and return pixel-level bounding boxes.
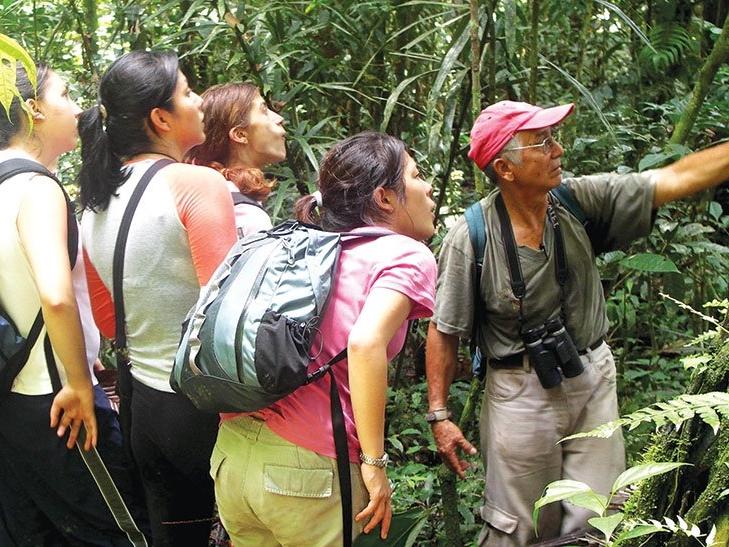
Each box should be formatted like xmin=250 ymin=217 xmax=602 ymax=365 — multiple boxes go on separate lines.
xmin=477 ymin=342 xmax=625 ymax=546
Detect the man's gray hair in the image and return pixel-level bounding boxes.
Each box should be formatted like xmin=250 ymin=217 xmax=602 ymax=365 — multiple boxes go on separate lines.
xmin=483 ymin=134 xmax=523 ymax=183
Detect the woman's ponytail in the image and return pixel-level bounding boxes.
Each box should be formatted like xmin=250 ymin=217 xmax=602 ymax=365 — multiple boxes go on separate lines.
xmin=77 ymin=104 xmax=123 ymax=212
xmin=294 ymin=193 xmax=321 ymax=226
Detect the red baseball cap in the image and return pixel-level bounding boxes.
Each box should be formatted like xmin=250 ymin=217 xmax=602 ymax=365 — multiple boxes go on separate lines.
xmin=468 ymin=100 xmax=574 ymax=170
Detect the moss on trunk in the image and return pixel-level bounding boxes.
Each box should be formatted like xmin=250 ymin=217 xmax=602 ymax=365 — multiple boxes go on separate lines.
xmin=623 ymin=341 xmax=729 ymax=546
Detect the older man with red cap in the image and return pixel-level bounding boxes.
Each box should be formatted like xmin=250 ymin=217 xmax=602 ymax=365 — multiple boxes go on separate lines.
xmin=425 ymin=100 xmax=729 ymax=545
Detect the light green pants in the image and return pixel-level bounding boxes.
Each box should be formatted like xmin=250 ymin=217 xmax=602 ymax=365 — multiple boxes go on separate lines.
xmin=211 ymin=415 xmax=368 ymax=547
xmin=478 ymin=342 xmax=626 ymax=546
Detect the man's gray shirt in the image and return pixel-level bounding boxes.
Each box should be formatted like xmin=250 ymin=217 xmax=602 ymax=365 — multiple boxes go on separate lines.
xmin=432 ymin=171 xmax=656 ymax=358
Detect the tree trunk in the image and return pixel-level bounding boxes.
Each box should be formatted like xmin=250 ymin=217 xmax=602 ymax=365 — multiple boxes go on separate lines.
xmin=486 ymin=0 xmax=496 ymax=104
xmin=670 ymin=14 xmax=729 ymax=145
xmin=438 ymin=376 xmax=483 ymax=546
xmin=470 ymin=0 xmax=486 ymax=195
xmin=622 ymin=340 xmax=729 ymax=546
xmin=528 ymin=0 xmax=539 ymax=103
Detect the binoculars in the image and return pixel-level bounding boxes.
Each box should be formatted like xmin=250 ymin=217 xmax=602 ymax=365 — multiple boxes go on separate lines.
xmin=522 ymin=318 xmax=584 ymax=389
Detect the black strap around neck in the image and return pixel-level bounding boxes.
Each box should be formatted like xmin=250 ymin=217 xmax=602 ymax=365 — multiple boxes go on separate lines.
xmin=112 ymin=159 xmax=175 ymax=351
xmin=230 ymin=191 xmax=265 ymax=210
xmin=494 ymin=193 xmax=570 ymax=328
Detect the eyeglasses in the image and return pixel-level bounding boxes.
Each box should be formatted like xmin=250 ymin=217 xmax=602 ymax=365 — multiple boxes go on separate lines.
xmin=503 ymin=136 xmax=560 ymax=155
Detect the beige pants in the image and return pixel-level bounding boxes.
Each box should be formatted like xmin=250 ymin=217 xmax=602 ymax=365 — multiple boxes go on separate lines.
xmin=211 ymin=415 xmax=368 ymax=547
xmin=478 ymin=342 xmax=625 ymax=546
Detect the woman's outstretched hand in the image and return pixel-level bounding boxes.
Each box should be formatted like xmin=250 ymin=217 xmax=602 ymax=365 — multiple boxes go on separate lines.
xmin=355 ymin=463 xmax=393 ymax=539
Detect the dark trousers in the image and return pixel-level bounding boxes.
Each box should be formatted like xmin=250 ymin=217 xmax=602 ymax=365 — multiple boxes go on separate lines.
xmin=0 ymin=385 xmax=149 ymax=546
xmin=129 ymin=377 xmax=218 ymax=546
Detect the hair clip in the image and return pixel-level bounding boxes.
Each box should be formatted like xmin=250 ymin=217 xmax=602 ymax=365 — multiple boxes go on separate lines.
xmin=312 ymin=190 xmax=323 ymax=208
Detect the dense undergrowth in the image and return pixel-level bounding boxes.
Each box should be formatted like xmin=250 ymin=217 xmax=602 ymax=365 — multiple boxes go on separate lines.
xmin=2 ymin=0 xmax=729 ymax=544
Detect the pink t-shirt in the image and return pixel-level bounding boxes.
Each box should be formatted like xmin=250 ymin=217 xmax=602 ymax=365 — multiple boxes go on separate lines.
xmin=223 ymin=228 xmax=436 ymax=462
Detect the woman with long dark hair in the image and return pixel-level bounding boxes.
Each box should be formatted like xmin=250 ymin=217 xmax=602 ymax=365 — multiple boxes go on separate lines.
xmin=78 ymin=51 xmax=237 ymax=546
xmin=186 ymin=82 xmax=286 ymax=238
xmin=0 ymin=63 xmax=146 ymax=545
xmin=211 ymin=132 xmax=437 ymax=546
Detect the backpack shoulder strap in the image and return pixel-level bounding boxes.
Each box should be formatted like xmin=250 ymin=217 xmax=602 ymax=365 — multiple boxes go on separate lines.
xmin=464 ymin=201 xmax=487 ymax=372
xmin=464 ymin=201 xmax=487 ymax=271
xmin=231 ymin=191 xmax=265 ymax=210
xmin=550 ymin=183 xmax=587 ymax=225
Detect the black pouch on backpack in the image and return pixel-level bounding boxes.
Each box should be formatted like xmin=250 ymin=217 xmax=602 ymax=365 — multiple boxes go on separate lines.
xmin=0 ymin=310 xmax=43 ymax=393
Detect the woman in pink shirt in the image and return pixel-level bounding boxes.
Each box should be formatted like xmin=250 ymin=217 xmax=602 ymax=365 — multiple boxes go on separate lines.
xmin=212 ymin=132 xmax=437 ymax=546
xmin=187 ymin=82 xmax=286 ymax=238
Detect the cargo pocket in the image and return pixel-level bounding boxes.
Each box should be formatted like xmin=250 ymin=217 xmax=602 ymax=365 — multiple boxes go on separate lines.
xmin=209 ymin=445 xmax=227 ymax=481
xmin=263 ymin=465 xmax=333 ymax=498
xmin=479 ymin=500 xmax=518 ymax=542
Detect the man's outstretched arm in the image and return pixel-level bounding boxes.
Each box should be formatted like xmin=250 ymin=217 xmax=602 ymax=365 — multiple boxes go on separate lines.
xmin=425 ymin=322 xmax=477 ymax=479
xmin=653 ymin=140 xmax=729 ymax=208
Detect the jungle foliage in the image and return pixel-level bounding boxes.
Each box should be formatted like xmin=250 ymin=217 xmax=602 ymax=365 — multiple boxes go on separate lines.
xmin=2 ymin=0 xmax=729 ymax=544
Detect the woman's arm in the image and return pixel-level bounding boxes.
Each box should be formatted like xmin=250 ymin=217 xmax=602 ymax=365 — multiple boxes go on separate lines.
xmin=16 ymin=177 xmax=97 ymax=451
xmin=348 ymin=287 xmax=413 ymax=540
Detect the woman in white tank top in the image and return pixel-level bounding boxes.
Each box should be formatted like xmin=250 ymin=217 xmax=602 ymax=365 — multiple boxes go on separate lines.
xmin=0 ymin=62 xmax=148 ymax=545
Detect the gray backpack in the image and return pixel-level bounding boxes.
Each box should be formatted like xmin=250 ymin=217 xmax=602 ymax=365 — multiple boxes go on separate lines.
xmin=172 ymin=220 xmax=383 ymax=547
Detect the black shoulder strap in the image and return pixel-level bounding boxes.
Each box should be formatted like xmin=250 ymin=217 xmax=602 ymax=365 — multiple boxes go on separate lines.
xmin=305 ymin=348 xmax=352 ymax=546
xmin=550 ymin=182 xmax=610 ymax=254
xmin=231 ymin=191 xmax=265 ymax=210
xmin=113 ymin=159 xmax=175 ymax=351
xmin=550 ymin=183 xmax=586 ymax=225
xmin=0 ymin=159 xmax=78 ymax=393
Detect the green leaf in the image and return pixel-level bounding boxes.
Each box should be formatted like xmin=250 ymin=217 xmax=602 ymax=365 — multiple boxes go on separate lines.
xmin=566 ymin=491 xmax=608 ymax=517
xmin=709 ymin=201 xmax=723 ymax=220
xmin=0 ymin=33 xmax=35 ymax=88
xmin=620 ymin=253 xmax=679 ymax=273
xmin=560 ymin=419 xmax=623 ymax=442
xmin=388 ymin=435 xmax=404 ymax=453
xmin=593 ymin=1 xmax=656 ymax=53
xmin=638 ymin=152 xmax=672 ymax=171
xmin=588 ymin=512 xmax=624 ymax=541
xmin=706 ymin=525 xmax=718 ymax=547
xmin=540 ymin=56 xmax=615 ymax=142
xmin=614 ymin=523 xmax=665 ymax=543
xmin=532 ymin=480 xmax=592 ymax=531
xmin=611 ymin=462 xmax=688 ymax=494
xmin=380 ymin=72 xmax=432 ymax=133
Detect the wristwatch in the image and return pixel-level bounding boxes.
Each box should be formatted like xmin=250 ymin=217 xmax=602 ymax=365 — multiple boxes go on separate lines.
xmin=425 ymin=408 xmax=452 ymax=423
xmin=359 ymin=451 xmax=389 ymax=468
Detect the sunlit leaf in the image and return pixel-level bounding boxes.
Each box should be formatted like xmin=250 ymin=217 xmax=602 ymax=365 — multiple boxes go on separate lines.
xmin=532 ymin=480 xmax=592 ymax=531
xmin=588 ymin=512 xmax=624 ymax=541
xmin=611 ymin=462 xmax=688 ymax=494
